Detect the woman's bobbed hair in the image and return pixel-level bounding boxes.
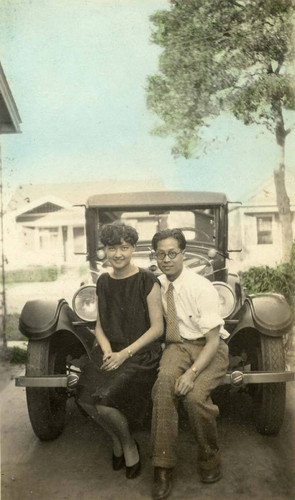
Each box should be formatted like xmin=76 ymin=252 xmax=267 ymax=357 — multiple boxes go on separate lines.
xmin=100 ymin=222 xmax=139 ymax=247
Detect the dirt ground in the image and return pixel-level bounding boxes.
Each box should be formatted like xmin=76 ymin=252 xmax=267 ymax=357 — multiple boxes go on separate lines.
xmin=2 ymin=369 xmax=295 ymax=500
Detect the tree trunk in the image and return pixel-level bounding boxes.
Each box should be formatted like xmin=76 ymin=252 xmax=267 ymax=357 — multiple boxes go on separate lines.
xmin=272 ymin=103 xmax=293 ymax=263
xmin=273 ymin=155 xmax=293 ymax=264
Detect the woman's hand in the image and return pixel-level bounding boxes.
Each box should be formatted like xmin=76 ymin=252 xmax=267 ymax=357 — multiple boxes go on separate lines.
xmin=101 ymin=350 xmax=129 ymax=371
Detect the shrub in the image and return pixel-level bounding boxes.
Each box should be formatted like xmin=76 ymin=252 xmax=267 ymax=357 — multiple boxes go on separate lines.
xmin=5 ymin=266 xmax=59 ymax=283
xmin=0 ymin=345 xmax=27 ymax=365
xmin=242 ymin=244 xmax=295 ymax=306
xmin=10 ymin=346 xmax=27 ymax=364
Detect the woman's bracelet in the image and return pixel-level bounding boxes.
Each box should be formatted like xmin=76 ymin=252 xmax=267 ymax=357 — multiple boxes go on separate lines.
xmin=127 ymin=348 xmax=133 ymax=358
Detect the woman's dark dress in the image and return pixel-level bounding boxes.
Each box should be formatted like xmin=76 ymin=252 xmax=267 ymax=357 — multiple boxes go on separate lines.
xmin=77 ymin=269 xmax=162 ymax=421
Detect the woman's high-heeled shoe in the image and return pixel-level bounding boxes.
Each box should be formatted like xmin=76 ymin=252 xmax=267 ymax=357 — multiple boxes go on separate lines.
xmin=125 ymin=440 xmax=141 ymax=479
xmin=112 ymin=453 xmax=125 ymax=471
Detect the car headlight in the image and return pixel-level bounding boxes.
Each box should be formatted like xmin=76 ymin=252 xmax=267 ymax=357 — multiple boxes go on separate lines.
xmin=72 ymin=285 xmax=97 ymax=322
xmin=97 ymin=247 xmax=106 ymax=261
xmin=213 ymin=282 xmax=236 ymax=318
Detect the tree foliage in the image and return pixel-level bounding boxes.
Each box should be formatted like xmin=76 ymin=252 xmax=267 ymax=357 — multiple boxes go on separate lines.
xmin=147 ymin=0 xmax=295 ymax=158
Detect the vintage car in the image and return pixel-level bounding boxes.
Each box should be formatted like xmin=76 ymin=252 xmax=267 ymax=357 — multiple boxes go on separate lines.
xmin=16 ymin=191 xmax=294 ymax=440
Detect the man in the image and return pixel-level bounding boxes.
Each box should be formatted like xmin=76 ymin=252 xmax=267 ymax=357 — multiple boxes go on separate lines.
xmin=151 ymin=228 xmax=229 ymax=500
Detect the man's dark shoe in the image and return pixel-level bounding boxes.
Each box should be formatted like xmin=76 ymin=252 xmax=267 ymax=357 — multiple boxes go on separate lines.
xmin=200 ymin=464 xmax=222 ymax=484
xmin=152 ymin=467 xmax=173 ymax=500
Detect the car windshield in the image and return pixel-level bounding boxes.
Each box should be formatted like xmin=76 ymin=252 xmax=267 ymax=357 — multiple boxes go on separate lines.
xmin=97 ymin=209 xmax=217 ymax=246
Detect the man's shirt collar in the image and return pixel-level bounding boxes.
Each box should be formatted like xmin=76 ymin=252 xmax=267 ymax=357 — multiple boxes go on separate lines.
xmin=162 ymin=267 xmax=187 ymax=294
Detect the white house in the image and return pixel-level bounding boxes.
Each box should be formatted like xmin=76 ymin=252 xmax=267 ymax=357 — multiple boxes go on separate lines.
xmin=228 ymin=169 xmax=295 ymax=271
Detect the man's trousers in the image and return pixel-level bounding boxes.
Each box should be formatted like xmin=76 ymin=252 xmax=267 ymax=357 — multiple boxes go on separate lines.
xmin=151 ymin=339 xmax=229 ymax=470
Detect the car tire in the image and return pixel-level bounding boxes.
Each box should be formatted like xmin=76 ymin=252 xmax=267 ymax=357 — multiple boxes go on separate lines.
xmin=26 ymin=337 xmax=68 ymax=441
xmin=253 ymin=335 xmax=286 ymax=435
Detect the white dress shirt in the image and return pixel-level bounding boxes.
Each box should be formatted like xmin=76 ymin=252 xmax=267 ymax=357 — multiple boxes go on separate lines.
xmin=159 ymin=267 xmax=229 ymax=340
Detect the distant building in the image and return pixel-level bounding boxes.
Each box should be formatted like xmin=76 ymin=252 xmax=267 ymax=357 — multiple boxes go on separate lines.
xmin=5 ymin=179 xmax=165 ymax=268
xmin=228 ymin=169 xmax=295 ymax=271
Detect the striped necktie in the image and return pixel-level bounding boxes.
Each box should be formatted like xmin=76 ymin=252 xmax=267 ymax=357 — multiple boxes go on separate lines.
xmin=166 ymin=282 xmax=182 ymax=343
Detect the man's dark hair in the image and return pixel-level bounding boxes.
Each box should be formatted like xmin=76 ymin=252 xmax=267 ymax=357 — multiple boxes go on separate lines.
xmin=151 ymin=228 xmax=186 ymax=251
xmin=100 ymin=222 xmax=139 ymax=246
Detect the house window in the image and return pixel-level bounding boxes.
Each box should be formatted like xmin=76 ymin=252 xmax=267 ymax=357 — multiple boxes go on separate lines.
xmin=39 ymin=227 xmax=59 ymax=250
xmin=257 ymin=216 xmax=273 ymax=244
xmin=73 ymin=226 xmax=85 ymax=253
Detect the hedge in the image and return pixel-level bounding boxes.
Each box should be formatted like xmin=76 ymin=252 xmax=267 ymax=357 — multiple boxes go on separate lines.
xmin=5 ymin=266 xmax=59 ymax=283
xmin=242 ymin=245 xmax=295 ymax=306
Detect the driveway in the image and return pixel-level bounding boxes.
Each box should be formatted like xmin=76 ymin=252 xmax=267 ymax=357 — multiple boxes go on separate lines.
xmin=1 ymin=374 xmax=295 ymax=500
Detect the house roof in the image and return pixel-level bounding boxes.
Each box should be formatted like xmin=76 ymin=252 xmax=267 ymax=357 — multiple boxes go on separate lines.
xmin=242 ymin=168 xmax=295 ymax=208
xmin=14 ymin=195 xmax=72 ymax=218
xmin=87 ymin=191 xmax=228 ymax=209
xmin=0 ymin=63 xmax=21 ymax=134
xmin=7 ymin=179 xmax=166 ymax=213
xmin=22 ymin=207 xmax=85 ymax=228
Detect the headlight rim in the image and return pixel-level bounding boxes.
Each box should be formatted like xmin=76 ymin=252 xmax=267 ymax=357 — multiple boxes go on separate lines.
xmin=72 ymin=284 xmax=97 ymax=322
xmin=212 ymin=281 xmax=236 ymax=319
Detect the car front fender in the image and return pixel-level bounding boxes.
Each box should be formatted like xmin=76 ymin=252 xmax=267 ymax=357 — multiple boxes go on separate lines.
xmin=19 ymin=299 xmax=94 ymax=356
xmin=231 ymin=293 xmax=293 ymax=338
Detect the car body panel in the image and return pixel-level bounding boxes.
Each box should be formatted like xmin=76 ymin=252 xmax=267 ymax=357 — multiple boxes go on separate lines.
xmin=19 ymin=299 xmax=94 ymax=356
xmin=230 ymin=295 xmax=293 ymax=338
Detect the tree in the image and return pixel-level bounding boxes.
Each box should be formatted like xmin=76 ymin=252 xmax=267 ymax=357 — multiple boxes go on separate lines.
xmin=147 ymin=0 xmax=295 ymax=262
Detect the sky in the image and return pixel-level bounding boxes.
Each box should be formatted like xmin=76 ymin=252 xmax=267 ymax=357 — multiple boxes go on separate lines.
xmin=0 ymin=0 xmax=295 ymax=205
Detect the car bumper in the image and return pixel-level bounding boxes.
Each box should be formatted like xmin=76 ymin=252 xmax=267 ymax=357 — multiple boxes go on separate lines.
xmin=15 ymin=370 xmax=295 ymax=389
xmin=15 ymin=374 xmax=79 ymax=388
xmin=222 ymin=370 xmax=295 ymax=387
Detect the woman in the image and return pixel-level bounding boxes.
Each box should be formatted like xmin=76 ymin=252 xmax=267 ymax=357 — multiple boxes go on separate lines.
xmin=77 ymin=222 xmax=163 ymax=479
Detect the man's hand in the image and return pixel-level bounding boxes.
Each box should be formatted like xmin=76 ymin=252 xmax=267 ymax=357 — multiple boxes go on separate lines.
xmin=174 ymin=369 xmax=196 ymax=397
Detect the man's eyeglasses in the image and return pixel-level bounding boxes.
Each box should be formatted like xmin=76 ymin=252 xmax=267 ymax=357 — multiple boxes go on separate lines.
xmin=154 ymin=250 xmax=184 ymax=260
